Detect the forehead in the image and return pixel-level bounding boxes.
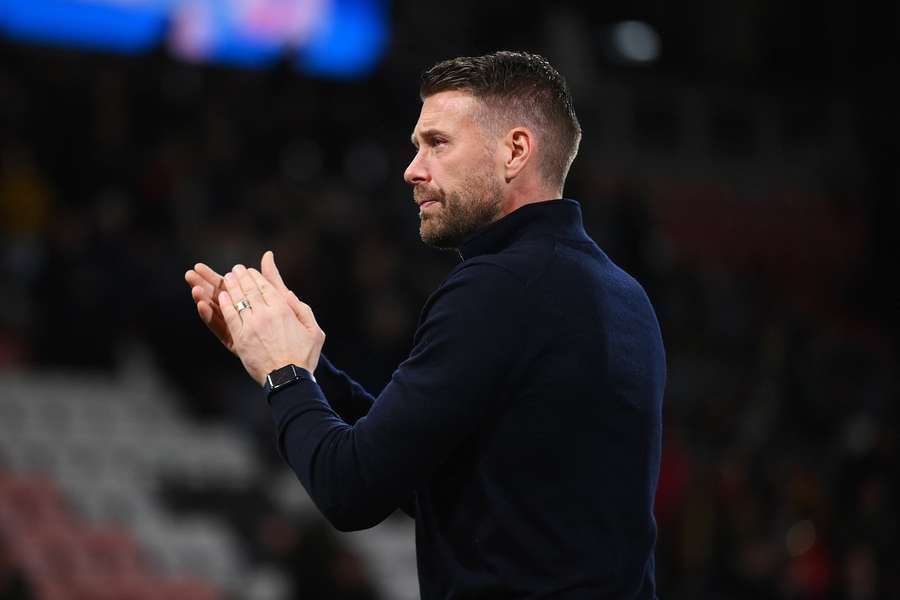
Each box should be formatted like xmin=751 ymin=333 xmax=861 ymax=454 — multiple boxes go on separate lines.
xmin=413 ymin=90 xmax=481 ymax=135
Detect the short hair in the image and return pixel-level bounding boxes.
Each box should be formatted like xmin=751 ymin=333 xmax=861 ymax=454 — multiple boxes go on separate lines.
xmin=420 ymin=51 xmax=582 ymax=192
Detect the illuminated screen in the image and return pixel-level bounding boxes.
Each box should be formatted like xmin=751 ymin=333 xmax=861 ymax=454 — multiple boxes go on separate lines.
xmin=0 ymin=0 xmax=388 ymax=78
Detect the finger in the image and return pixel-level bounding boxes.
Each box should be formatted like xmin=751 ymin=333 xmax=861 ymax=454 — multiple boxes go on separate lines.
xmin=218 ymin=290 xmax=242 ymax=337
xmin=262 ymin=251 xmax=306 ymax=321
xmin=261 ymin=250 xmax=290 ymax=294
xmin=197 ymin=301 xmax=229 ymax=345
xmin=223 ymin=271 xmax=252 ymax=317
xmin=197 ymin=296 xmax=226 ymax=324
xmin=247 ymin=268 xmax=275 ymax=305
xmin=196 ymin=299 xmax=215 ymax=325
xmin=193 ymin=283 xmax=225 ymax=316
xmin=232 ymin=264 xmax=267 ymax=306
xmin=194 ymin=263 xmax=225 ymax=291
xmin=185 ymin=269 xmax=205 ymax=290
xmin=290 ymin=293 xmax=320 ymax=331
xmin=186 ymin=272 xmax=214 ymax=304
xmin=186 ymin=268 xmax=216 ymax=299
xmin=191 ymin=284 xmax=212 ymax=305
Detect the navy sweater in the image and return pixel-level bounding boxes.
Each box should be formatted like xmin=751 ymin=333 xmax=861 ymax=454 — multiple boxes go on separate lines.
xmin=268 ymin=199 xmax=666 ymax=599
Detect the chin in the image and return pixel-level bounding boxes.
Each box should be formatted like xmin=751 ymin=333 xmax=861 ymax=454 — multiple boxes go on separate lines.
xmin=420 ymin=223 xmax=458 ymax=250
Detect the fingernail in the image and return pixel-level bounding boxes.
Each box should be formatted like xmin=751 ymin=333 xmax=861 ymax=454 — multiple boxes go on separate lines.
xmin=225 ymin=273 xmax=233 ymax=281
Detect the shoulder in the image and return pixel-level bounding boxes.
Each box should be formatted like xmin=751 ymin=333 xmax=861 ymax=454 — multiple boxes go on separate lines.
xmin=429 ymin=258 xmax=527 ymax=313
xmin=454 ymin=239 xmax=557 ymax=288
xmin=405 ymin=258 xmax=531 ymax=365
xmin=413 ymin=255 xmax=541 ymax=336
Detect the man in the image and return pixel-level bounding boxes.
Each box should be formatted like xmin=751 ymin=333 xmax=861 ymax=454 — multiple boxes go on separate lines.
xmin=185 ymin=51 xmax=666 ymax=599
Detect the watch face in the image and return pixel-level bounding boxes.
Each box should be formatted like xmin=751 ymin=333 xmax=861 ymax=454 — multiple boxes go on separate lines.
xmin=269 ymin=365 xmax=298 ymax=388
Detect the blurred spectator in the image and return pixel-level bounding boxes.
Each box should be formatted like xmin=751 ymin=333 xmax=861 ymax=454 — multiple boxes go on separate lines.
xmin=0 ymin=535 xmax=34 ymax=600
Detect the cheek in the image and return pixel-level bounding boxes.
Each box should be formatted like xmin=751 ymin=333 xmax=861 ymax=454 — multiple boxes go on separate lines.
xmin=434 ymin=145 xmax=496 ymax=191
xmin=429 ymin=159 xmax=457 ymax=191
xmin=487 ymin=145 xmax=506 ymax=176
xmin=467 ymin=150 xmax=500 ymax=183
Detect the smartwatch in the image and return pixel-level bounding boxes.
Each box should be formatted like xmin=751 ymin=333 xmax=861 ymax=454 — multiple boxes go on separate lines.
xmin=264 ymin=364 xmax=314 ymax=397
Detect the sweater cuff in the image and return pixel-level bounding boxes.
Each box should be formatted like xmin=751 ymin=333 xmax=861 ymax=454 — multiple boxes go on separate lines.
xmin=267 ymin=378 xmax=327 ymax=424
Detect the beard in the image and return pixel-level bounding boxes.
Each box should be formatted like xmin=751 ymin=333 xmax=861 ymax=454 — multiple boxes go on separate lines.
xmin=416 ymin=168 xmax=504 ymax=250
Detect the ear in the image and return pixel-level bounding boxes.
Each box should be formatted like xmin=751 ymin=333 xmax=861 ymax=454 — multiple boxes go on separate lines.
xmin=502 ymin=127 xmax=534 ymax=182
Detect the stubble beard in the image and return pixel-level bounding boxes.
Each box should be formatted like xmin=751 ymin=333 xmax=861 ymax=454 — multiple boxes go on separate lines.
xmin=417 ymin=169 xmax=504 ymax=250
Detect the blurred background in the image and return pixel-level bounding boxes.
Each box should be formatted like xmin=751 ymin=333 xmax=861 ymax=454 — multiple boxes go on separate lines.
xmin=0 ymin=1 xmax=897 ymax=599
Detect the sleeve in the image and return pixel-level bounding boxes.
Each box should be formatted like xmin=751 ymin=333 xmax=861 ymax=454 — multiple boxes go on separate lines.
xmin=314 ymin=354 xmax=417 ymax=519
xmin=314 ymin=354 xmax=376 ymax=425
xmin=267 ymin=262 xmax=526 ymax=531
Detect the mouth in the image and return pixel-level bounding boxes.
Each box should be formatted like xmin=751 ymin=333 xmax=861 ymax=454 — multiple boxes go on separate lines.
xmin=415 ymin=192 xmax=441 ymax=212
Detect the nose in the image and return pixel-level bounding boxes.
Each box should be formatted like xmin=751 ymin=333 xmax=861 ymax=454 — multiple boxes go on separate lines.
xmin=404 ymin=151 xmax=429 ymax=185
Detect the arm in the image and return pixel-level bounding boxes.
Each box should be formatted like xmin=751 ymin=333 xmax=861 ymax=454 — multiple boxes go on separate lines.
xmin=315 ymin=354 xmax=417 ymax=519
xmin=267 ymin=262 xmax=525 ymax=531
xmin=314 ymin=354 xmax=376 ymax=425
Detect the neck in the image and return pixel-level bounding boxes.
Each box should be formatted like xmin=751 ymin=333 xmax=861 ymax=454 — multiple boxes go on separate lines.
xmin=498 ymin=184 xmax=562 ymax=219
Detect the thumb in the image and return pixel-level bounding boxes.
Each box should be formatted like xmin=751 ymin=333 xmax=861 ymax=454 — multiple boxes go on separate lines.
xmin=259 ymin=250 xmax=287 ymax=292
xmin=287 ymin=291 xmax=320 ymax=331
xmin=262 ymin=250 xmax=307 ymax=324
xmin=285 ymin=290 xmax=310 ymax=325
xmin=261 ymin=250 xmax=290 ymax=294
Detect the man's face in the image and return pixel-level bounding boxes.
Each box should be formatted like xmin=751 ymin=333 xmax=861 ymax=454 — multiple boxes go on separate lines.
xmin=405 ymin=90 xmax=504 ymax=249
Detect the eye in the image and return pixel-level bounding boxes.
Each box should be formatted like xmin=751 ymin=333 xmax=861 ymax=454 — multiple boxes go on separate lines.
xmin=430 ymin=138 xmax=447 ymax=147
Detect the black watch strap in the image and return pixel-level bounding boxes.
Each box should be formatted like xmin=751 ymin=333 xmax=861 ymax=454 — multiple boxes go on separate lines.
xmin=264 ymin=364 xmax=313 ymax=398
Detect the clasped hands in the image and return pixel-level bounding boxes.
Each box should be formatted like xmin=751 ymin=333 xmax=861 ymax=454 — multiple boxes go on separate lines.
xmin=184 ymin=250 xmax=324 ymax=386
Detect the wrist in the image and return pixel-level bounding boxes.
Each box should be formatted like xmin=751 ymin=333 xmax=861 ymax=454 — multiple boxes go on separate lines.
xmin=263 ymin=364 xmax=315 ymax=399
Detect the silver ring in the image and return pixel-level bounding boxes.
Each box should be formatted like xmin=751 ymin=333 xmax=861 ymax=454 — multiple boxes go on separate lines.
xmin=234 ymin=299 xmax=252 ymax=313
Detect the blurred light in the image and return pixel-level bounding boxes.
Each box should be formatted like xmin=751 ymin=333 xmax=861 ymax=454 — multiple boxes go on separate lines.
xmin=0 ymin=0 xmax=388 ymax=78
xmin=785 ymin=520 xmax=816 ymax=557
xmin=297 ymin=0 xmax=388 ymax=78
xmin=844 ymin=414 xmax=877 ymax=456
xmin=610 ymin=20 xmax=660 ymax=64
xmin=168 ymin=0 xmax=330 ymax=68
xmin=0 ymin=0 xmax=167 ymax=53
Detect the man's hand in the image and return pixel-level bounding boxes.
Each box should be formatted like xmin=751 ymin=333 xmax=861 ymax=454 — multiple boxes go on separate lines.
xmin=219 ymin=261 xmax=325 ymax=385
xmin=185 ymin=250 xmax=310 ymax=355
xmin=185 ymin=262 xmax=234 ymax=352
